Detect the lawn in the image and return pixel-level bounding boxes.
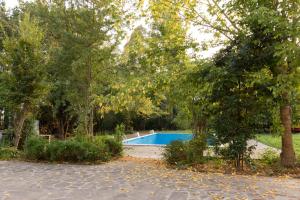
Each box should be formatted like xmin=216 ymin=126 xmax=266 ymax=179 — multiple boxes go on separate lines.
xmin=256 ymin=134 xmax=300 ymax=156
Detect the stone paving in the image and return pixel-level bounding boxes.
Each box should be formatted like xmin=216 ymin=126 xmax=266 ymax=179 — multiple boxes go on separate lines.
xmin=124 ymin=145 xmax=164 ymax=159
xmin=124 ymin=140 xmax=280 ymax=159
xmin=1 ymin=160 xmax=300 ymax=200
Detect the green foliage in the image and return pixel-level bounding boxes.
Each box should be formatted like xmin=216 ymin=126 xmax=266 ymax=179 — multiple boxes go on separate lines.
xmin=0 ymin=147 xmax=20 ymax=160
xmin=292 ymin=87 xmax=300 ymax=127
xmin=163 ymin=140 xmax=188 ymax=166
xmin=261 ymin=148 xmax=280 ymax=165
xmin=24 ymin=135 xmax=48 ymax=160
xmin=0 ymin=13 xmax=48 ymax=109
xmin=184 ymin=61 xmax=218 ymax=134
xmin=0 ymin=11 xmax=48 ymax=148
xmin=187 ymin=135 xmax=207 ymax=164
xmin=114 ymin=123 xmax=125 ymax=142
xmin=102 ymin=137 xmax=123 ymax=157
xmin=172 ymin=108 xmax=192 ymax=130
xmin=47 ymin=139 xmax=109 ymax=162
xmin=24 ymin=135 xmax=122 ymax=162
xmin=19 ymin=0 xmax=128 ymax=136
xmin=0 ymin=129 xmax=14 ymax=147
xmin=210 ymin=37 xmax=275 ymax=169
xmin=0 ymin=0 xmax=298 ymax=169
xmin=163 ymin=136 xmax=207 ymax=166
xmin=256 ymin=134 xmax=300 ymax=157
xmin=180 ymin=0 xmax=299 ymax=167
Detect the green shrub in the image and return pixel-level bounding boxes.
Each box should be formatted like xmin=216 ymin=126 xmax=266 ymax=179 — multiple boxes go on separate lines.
xmin=0 ymin=129 xmax=14 ymax=147
xmin=261 ymin=148 xmax=279 ymax=165
xmin=24 ymin=135 xmax=122 ymax=162
xmin=163 ymin=140 xmax=189 ymax=165
xmin=84 ymin=140 xmax=110 ymax=162
xmin=24 ymin=136 xmax=48 ymax=160
xmin=46 ymin=139 xmax=108 ymax=162
xmin=187 ymin=135 xmax=207 ymax=164
xmin=0 ymin=147 xmax=20 ymax=160
xmin=163 ymin=136 xmax=207 ymax=166
xmin=45 ymin=140 xmax=65 ymax=161
xmin=114 ymin=123 xmax=125 ymax=142
xmin=102 ymin=137 xmax=123 ymax=157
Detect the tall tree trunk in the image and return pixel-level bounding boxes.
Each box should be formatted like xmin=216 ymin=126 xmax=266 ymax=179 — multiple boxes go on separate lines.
xmin=88 ymin=108 xmax=94 ymax=136
xmin=85 ymin=55 xmax=93 ymax=136
xmin=280 ymin=100 xmax=295 ymax=167
xmin=58 ymin=119 xmax=65 ymax=139
xmin=13 ymin=105 xmax=29 ymax=149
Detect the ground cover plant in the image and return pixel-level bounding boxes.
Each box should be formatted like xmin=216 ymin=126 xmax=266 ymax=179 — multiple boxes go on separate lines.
xmin=23 ymin=135 xmax=122 ymax=162
xmin=0 ymin=147 xmax=20 ymax=160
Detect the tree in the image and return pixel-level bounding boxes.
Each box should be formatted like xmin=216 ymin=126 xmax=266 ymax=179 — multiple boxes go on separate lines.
xmin=0 ymin=1 xmax=8 ymax=130
xmin=143 ymin=0 xmax=196 ymax=124
xmin=170 ymin=60 xmax=215 ymax=134
xmin=0 ymin=13 xmax=48 ymax=148
xmin=22 ymin=0 xmax=126 ymax=136
xmin=233 ymin=0 xmax=300 ymax=167
xmin=108 ymin=0 xmax=196 ymax=130
xmin=180 ymin=0 xmax=300 ymax=167
xmin=211 ymin=37 xmax=278 ymax=169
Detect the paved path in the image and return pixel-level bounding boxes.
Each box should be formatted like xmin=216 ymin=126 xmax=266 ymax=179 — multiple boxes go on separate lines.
xmin=124 ymin=140 xmax=280 ymax=159
xmin=1 ymin=160 xmax=299 ymax=200
xmin=247 ymin=140 xmax=281 ymax=159
xmin=124 ymin=145 xmax=164 ymax=159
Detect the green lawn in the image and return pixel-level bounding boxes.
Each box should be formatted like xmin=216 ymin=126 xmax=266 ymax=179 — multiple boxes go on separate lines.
xmin=256 ymin=134 xmax=300 ymax=156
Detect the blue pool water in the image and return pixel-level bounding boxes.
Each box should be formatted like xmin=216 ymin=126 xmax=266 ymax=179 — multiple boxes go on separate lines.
xmin=123 ymin=133 xmax=193 ymax=145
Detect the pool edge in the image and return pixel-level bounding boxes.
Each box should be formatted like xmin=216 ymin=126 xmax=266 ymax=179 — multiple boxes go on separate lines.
xmin=122 ymin=132 xmax=193 ymax=146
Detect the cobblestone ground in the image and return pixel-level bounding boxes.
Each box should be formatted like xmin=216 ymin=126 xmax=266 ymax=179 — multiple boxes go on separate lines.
xmin=0 ymin=160 xmax=299 ymax=200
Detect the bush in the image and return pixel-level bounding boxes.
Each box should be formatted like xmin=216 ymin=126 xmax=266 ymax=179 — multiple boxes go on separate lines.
xmin=45 ymin=139 xmax=111 ymax=162
xmin=45 ymin=140 xmax=65 ymax=161
xmin=0 ymin=147 xmax=20 ymax=160
xmin=163 ymin=140 xmax=188 ymax=166
xmin=261 ymin=148 xmax=279 ymax=165
xmin=24 ymin=136 xmax=48 ymax=160
xmin=163 ymin=136 xmax=207 ymax=166
xmin=24 ymin=135 xmax=123 ymax=162
xmin=114 ymin=124 xmax=125 ymax=142
xmin=0 ymin=129 xmax=14 ymax=147
xmin=102 ymin=137 xmax=123 ymax=157
xmin=187 ymin=135 xmax=207 ymax=164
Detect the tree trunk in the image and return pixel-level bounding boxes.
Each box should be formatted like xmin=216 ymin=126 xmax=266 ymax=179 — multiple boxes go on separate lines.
xmin=65 ymin=119 xmax=70 ymax=138
xmin=88 ymin=108 xmax=94 ymax=136
xmin=85 ymin=55 xmax=93 ymax=136
xmin=13 ymin=105 xmax=29 ymax=149
xmin=280 ymin=102 xmax=296 ymax=167
xmin=58 ymin=119 xmax=65 ymax=139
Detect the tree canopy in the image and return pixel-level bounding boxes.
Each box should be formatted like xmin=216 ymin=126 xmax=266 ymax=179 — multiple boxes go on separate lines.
xmin=0 ymin=0 xmax=299 ymax=168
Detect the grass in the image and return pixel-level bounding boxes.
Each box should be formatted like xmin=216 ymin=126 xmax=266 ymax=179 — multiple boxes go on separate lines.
xmin=0 ymin=147 xmax=20 ymax=160
xmin=256 ymin=134 xmax=300 ymax=156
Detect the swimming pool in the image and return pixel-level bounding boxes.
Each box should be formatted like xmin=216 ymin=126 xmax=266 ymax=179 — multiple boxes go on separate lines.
xmin=123 ymin=133 xmax=193 ymax=146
